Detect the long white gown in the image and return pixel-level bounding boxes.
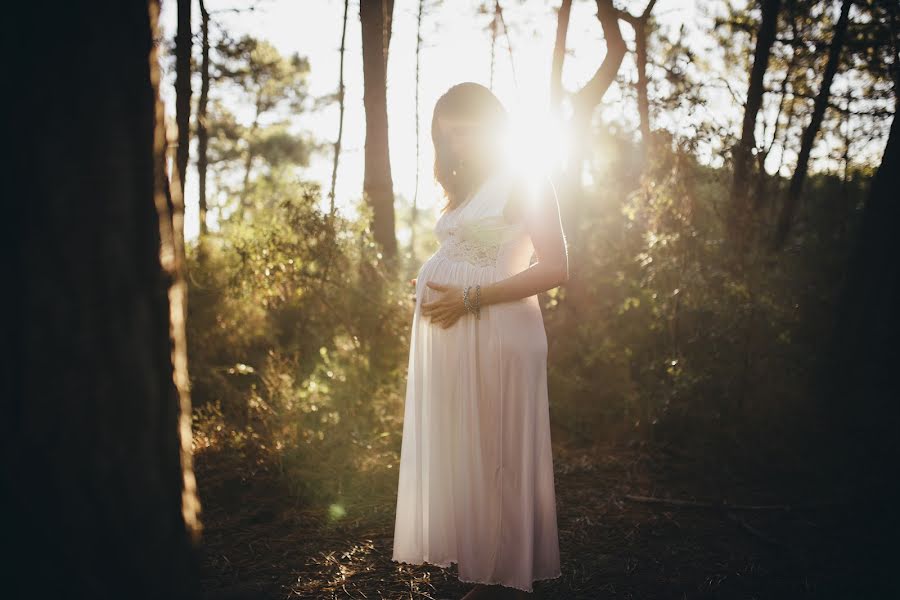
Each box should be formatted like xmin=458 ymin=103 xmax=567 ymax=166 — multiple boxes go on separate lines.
xmin=391 ymin=165 xmax=562 ymax=593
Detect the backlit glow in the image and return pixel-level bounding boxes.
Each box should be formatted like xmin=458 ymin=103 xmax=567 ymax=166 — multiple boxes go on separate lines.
xmin=501 ymin=105 xmax=573 ymax=202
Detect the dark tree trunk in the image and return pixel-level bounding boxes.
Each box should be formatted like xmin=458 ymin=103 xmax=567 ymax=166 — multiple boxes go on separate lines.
xmin=550 ymin=0 xmax=573 ymax=112
xmin=819 ymin=95 xmax=899 ymax=598
xmin=617 ymin=0 xmax=659 ymax=161
xmin=568 ymin=0 xmax=627 ymax=155
xmin=773 ymin=0 xmax=853 ymax=250
xmin=175 ymin=0 xmax=192 ymax=197
xmin=634 ymin=23 xmax=650 ymax=148
xmin=753 ymin=0 xmax=800 ymax=215
xmin=3 ymin=2 xmax=202 ymax=598
xmin=359 ymin=0 xmax=397 ymax=377
xmin=728 ymin=0 xmax=782 ymax=247
xmin=559 ymin=0 xmax=626 ymax=316
xmin=359 ymin=0 xmax=398 ymax=262
xmin=198 ymin=0 xmax=210 ymax=238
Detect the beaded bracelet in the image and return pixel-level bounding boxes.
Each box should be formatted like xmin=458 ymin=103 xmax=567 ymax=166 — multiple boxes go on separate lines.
xmin=463 ymin=284 xmax=482 ymax=320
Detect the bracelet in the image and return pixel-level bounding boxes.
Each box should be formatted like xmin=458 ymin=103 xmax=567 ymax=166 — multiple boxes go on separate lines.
xmin=475 ymin=284 xmax=481 ymax=319
xmin=463 ymin=284 xmax=482 ymax=320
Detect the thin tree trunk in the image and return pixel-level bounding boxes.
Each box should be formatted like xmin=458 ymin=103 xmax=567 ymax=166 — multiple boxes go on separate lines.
xmin=330 ymin=0 xmax=349 ymax=217
xmin=728 ymin=0 xmax=782 ymax=247
xmin=617 ymin=0 xmax=659 ymax=161
xmin=550 ymin=0 xmax=573 ymax=112
xmin=197 ymin=0 xmax=210 ymax=238
xmin=753 ymin=0 xmax=799 ymax=215
xmin=175 ymin=0 xmax=192 ymax=198
xmin=359 ymin=0 xmax=397 ymax=261
xmin=496 ymin=2 xmax=518 ymax=90
xmin=3 ymin=1 xmax=202 ymax=597
xmin=635 ymin=22 xmax=650 ymax=146
xmin=240 ymin=91 xmax=263 ymax=210
xmin=412 ymin=0 xmax=426 ymax=264
xmin=773 ymin=0 xmax=853 ymax=250
xmin=490 ymin=2 xmax=499 ymax=88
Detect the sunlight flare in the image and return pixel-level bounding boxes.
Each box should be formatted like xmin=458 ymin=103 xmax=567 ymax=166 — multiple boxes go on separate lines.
xmin=501 ymin=105 xmax=572 ymax=201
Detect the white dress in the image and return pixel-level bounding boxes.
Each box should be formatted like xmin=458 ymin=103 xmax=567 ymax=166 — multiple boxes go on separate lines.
xmin=391 ymin=166 xmax=562 ymax=593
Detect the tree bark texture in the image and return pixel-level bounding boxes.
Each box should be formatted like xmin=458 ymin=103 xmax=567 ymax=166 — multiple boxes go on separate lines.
xmin=818 ymin=94 xmax=899 ymax=598
xmin=360 ymin=0 xmax=398 ymax=261
xmin=2 ymin=1 xmax=202 ymax=597
xmin=175 ymin=0 xmax=192 ymax=198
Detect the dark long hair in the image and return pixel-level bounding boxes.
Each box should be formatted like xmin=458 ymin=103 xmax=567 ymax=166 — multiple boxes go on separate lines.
xmin=431 ymin=82 xmax=510 ymax=212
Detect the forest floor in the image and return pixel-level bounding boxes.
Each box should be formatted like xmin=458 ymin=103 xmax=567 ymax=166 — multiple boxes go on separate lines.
xmin=194 ymin=425 xmax=881 ymax=600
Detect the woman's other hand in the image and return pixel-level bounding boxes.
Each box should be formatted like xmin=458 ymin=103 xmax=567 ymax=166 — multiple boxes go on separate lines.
xmin=421 ymin=281 xmax=466 ymax=328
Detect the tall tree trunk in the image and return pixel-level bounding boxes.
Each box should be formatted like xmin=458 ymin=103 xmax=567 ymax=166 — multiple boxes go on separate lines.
xmin=330 ymin=0 xmax=350 ymax=217
xmin=3 ymin=1 xmax=202 ymax=598
xmin=359 ymin=0 xmax=397 ymax=377
xmin=239 ymin=92 xmax=263 ymax=210
xmin=728 ymin=0 xmax=782 ymax=248
xmin=197 ymin=0 xmax=210 ymax=238
xmin=175 ymin=0 xmax=192 ymax=198
xmin=634 ymin=22 xmax=650 ymax=148
xmin=753 ymin=0 xmax=799 ymax=215
xmin=617 ymin=0 xmax=659 ymax=163
xmin=559 ymin=0 xmax=626 ymax=316
xmin=550 ymin=0 xmax=573 ymax=112
xmin=819 ymin=93 xmax=899 ymax=598
xmin=773 ymin=0 xmax=853 ymax=250
xmin=411 ymin=0 xmax=426 ymax=264
xmin=359 ymin=0 xmax=397 ymax=262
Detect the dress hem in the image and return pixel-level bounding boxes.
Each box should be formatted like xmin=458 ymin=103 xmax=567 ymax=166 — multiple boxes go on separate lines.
xmin=390 ymin=556 xmax=562 ymax=593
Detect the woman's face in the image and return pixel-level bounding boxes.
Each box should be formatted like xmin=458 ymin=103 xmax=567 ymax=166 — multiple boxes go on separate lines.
xmin=437 ymin=114 xmax=491 ymax=169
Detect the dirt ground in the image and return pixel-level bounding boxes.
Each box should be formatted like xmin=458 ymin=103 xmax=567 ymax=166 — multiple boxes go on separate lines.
xmin=194 ymin=428 xmax=886 ymax=600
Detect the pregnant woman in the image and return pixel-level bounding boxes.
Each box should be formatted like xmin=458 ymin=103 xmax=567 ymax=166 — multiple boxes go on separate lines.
xmin=391 ymin=82 xmax=567 ymax=599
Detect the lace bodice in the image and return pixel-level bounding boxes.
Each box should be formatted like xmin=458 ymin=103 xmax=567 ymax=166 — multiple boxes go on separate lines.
xmin=434 ymin=215 xmax=525 ymax=268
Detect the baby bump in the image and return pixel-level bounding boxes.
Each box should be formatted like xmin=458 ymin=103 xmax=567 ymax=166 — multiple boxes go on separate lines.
xmin=415 ymin=256 xmax=496 ymax=312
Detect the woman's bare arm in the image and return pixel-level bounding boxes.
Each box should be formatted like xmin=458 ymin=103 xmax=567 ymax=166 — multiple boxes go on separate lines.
xmin=479 ymin=175 xmax=569 ymax=307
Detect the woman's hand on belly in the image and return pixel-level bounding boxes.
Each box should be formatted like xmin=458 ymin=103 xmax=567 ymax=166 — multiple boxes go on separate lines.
xmin=421 ymin=281 xmax=467 ymax=329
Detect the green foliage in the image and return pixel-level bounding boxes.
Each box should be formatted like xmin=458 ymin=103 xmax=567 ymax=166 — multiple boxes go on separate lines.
xmin=181 ymin=31 xmax=417 ymax=507
xmin=205 ymin=34 xmax=315 ymax=217
xmin=214 ymin=34 xmax=310 ymax=114
xmin=547 ymin=128 xmax=867 ymax=448
xmin=186 ymin=178 xmax=410 ymax=506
